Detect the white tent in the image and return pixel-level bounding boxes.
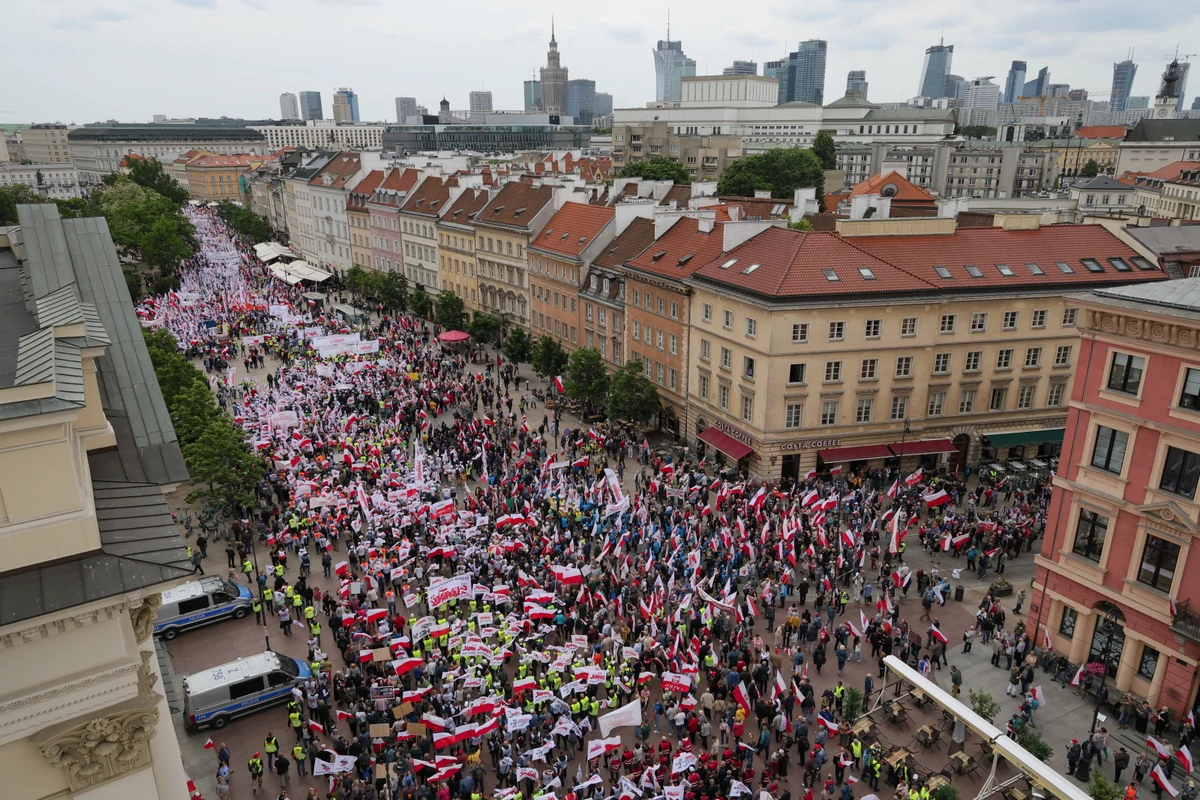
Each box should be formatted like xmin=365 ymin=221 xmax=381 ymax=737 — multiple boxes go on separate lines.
xmin=269 ymin=260 xmax=332 ymax=285
xmin=254 ymin=242 xmax=295 ymax=263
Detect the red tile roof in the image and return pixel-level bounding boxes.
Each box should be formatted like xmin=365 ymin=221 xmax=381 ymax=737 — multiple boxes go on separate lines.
xmin=476 ymin=181 xmax=555 ymax=230
xmin=718 ymin=195 xmax=794 ymax=218
xmin=308 ymin=151 xmax=361 ymax=188
xmin=1073 ymin=126 xmax=1128 ymax=140
xmin=440 ymin=187 xmax=492 ymax=226
xmin=594 ymin=217 xmax=656 ymax=270
xmin=347 ymin=170 xmax=385 ymax=211
xmin=692 ymin=224 xmax=1165 ymax=299
xmin=849 ymin=172 xmax=935 ymax=204
xmin=529 ymin=203 xmax=615 ymax=259
xmin=625 ymin=217 xmax=727 ymax=281
xmin=400 ymin=175 xmax=459 ymax=217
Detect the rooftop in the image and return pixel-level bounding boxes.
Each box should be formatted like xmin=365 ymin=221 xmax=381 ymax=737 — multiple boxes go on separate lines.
xmin=1093 ymin=277 xmax=1200 ymax=312
xmin=346 ymin=169 xmax=385 ymax=210
xmin=439 ymin=187 xmax=492 ymax=227
xmin=307 ymin=152 xmax=362 ymax=189
xmin=1073 ymin=125 xmax=1129 ymax=140
xmin=476 ymin=181 xmax=555 ymax=230
xmin=1124 ymin=118 xmax=1200 ymax=143
xmin=625 ymin=217 xmax=727 ymax=281
xmin=593 ymin=217 xmax=656 ymax=271
xmin=1073 ymin=175 xmax=1128 ymax=191
xmin=529 ymin=204 xmax=615 ymax=260
xmin=849 ymin=172 xmax=935 ymax=204
xmin=400 ymin=175 xmax=459 ymax=217
xmin=188 ymin=154 xmax=264 ymax=169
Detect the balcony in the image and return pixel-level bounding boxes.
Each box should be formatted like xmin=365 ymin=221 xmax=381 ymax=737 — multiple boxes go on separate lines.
xmin=1171 ymin=599 xmax=1200 ymax=644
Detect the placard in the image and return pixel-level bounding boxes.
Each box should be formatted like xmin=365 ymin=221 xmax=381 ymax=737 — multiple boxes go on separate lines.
xmin=370 ymin=723 xmax=392 ymax=737
xmin=406 ymin=722 xmax=426 ymax=735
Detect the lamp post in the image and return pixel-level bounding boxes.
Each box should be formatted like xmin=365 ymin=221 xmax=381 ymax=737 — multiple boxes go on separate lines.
xmin=897 ymin=416 xmax=912 ymax=470
xmin=248 ymin=530 xmax=272 ymax=653
xmin=1089 ymin=609 xmax=1121 ymax=736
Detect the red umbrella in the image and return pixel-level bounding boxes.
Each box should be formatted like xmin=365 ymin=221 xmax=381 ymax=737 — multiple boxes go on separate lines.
xmin=437 ymin=330 xmax=470 ymax=343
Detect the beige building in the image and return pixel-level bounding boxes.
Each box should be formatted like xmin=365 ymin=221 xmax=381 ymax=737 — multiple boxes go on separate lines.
xmin=436 ymin=188 xmax=492 ymax=310
xmin=682 ymin=215 xmax=1167 ymax=480
xmin=20 ymin=123 xmax=72 ymax=164
xmin=0 ymin=205 xmax=193 ymax=800
xmin=474 ymin=181 xmax=556 ymax=326
xmin=611 ymin=120 xmax=744 ymax=182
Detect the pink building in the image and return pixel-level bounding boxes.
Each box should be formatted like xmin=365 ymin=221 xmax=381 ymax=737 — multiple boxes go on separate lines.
xmin=367 ymin=167 xmax=419 ymax=273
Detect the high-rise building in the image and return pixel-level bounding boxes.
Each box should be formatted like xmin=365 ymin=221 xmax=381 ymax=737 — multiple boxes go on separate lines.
xmin=846 ymin=70 xmax=868 ymax=100
xmin=943 ymin=75 xmax=968 ymax=100
xmin=280 ymin=92 xmax=300 ymax=120
xmin=654 ymin=39 xmax=697 ymax=103
xmin=1111 ymin=59 xmax=1138 ymax=112
xmin=1022 ymin=66 xmax=1050 ymax=98
xmin=723 ymin=60 xmax=758 ymax=76
xmin=1047 ymin=83 xmax=1071 ymax=97
xmin=540 ymin=20 xmax=569 ymax=114
xmin=299 ymin=91 xmax=323 ymax=121
xmin=1068 ymin=89 xmax=1091 ymax=101
xmin=524 ymin=80 xmax=543 ymax=112
xmin=19 ymin=124 xmax=72 ymax=164
xmin=595 ymin=92 xmax=613 ymax=118
xmin=1192 ymin=96 xmax=1200 ymax=111
xmin=395 ymin=96 xmax=418 ymax=123
xmin=965 ymin=77 xmax=1001 ymax=109
xmin=1003 ymin=61 xmax=1027 ymax=104
xmin=918 ymin=42 xmax=953 ymax=98
xmin=565 ymin=79 xmax=597 ymax=124
xmin=1175 ymin=62 xmax=1191 ymax=113
xmin=782 ymin=40 xmax=827 ymax=105
xmin=333 ymin=88 xmax=360 ymax=123
xmin=763 ymin=59 xmax=790 ymax=105
xmin=469 ymin=91 xmax=493 ymax=113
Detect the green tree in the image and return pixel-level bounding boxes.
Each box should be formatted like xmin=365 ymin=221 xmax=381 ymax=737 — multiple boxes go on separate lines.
xmin=468 ymin=313 xmax=501 ymax=345
xmin=957 ymin=125 xmax=998 ymax=139
xmin=931 ymin=786 xmax=960 ymax=800
xmin=410 ymin=288 xmax=432 ymax=318
xmin=788 ymin=217 xmax=814 ymax=231
xmin=344 ymin=265 xmax=367 ymax=296
xmin=124 ymin=270 xmax=143 ymax=302
xmin=121 ymin=157 xmax=190 ymax=205
xmin=501 ymin=326 xmax=533 ymax=362
xmin=215 ymin=200 xmax=271 ymax=242
xmin=94 ymin=178 xmax=195 ymax=266
xmin=532 ymin=335 xmax=569 ymax=380
xmin=565 ymin=347 xmax=610 ymax=413
xmin=616 ymin=156 xmax=691 ymax=184
xmin=182 ymin=417 xmax=264 ymax=510
xmin=1089 ymin=774 xmax=1121 ymax=800
xmin=434 ymin=290 xmax=466 ymax=330
xmin=968 ymin=690 xmax=1001 ymax=723
xmin=380 ymin=272 xmax=409 ymax=312
xmin=1081 ymin=159 xmax=1100 ymax=177
xmin=170 ymin=381 xmax=221 ymax=447
xmin=811 ymin=131 xmax=836 ymax=170
xmin=843 ymin=688 xmax=864 ymax=721
xmin=1015 ymin=725 xmax=1054 ymax=761
xmin=54 ymin=197 xmax=94 ymax=218
xmin=0 ymin=184 xmax=49 ymax=225
xmin=139 ymin=214 xmax=193 ymax=272
xmin=717 ymin=148 xmax=825 ymax=204
xmin=605 ymin=359 xmax=661 ymax=423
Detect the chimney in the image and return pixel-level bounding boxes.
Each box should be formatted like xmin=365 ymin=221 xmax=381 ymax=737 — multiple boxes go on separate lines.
xmin=697 ymin=214 xmax=716 ymax=233
xmin=792 ymin=187 xmax=819 ymax=217
xmin=654 ymin=213 xmax=683 ymax=239
xmin=876 ymin=196 xmax=891 ymax=220
xmin=722 ymin=220 xmax=775 ymax=251
xmin=753 ymin=189 xmax=772 ymax=199
xmin=849 ymin=194 xmax=871 ymax=220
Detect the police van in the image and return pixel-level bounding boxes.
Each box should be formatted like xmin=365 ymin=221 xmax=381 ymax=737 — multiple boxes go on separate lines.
xmin=182 ymin=651 xmax=311 ymax=730
xmin=154 ymin=577 xmax=254 ymax=640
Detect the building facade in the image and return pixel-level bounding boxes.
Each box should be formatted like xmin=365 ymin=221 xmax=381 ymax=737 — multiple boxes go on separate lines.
xmin=1111 ymin=60 xmax=1139 ymax=113
xmin=1004 ymin=61 xmax=1028 ymax=104
xmin=382 ymin=123 xmax=591 ymax=154
xmin=332 ymin=89 xmax=360 ymax=123
xmin=183 ymin=154 xmax=264 ymax=202
xmin=1032 ymin=279 xmax=1200 ymax=714
xmin=347 ymin=170 xmax=385 ymax=270
xmin=846 ymin=71 xmax=868 ymax=100
xmin=307 ymin=152 xmax=363 ymax=275
xmin=783 ymin=41 xmax=828 ymax=105
xmin=366 ymin=167 xmax=419 ymax=273
xmin=654 ymin=40 xmax=696 ymax=104
xmin=540 ymin=25 xmax=569 ymax=115
xmin=436 ymin=188 xmax=491 ymax=309
xmin=725 ymin=61 xmax=758 ymax=77
xmin=474 ymin=181 xmax=555 ymax=326
xmin=399 ymin=175 xmax=466 ymax=290
xmin=0 ymin=163 xmax=84 ymax=199
xmin=528 ymin=203 xmax=615 ymax=354
xmin=919 ymin=43 xmax=953 ymax=99
xmin=524 ymin=81 xmax=542 ymax=113
xmin=280 ymin=93 xmax=300 ymax=121
xmin=68 ymin=125 xmax=267 ymax=184
xmin=469 ymin=91 xmax=493 ymax=113
xmin=299 ymin=91 xmax=323 ymax=121
xmin=395 ymin=97 xmax=418 ymax=124
xmin=20 ymin=124 xmax=71 ymax=164
xmin=250 ymin=122 xmax=385 ymax=151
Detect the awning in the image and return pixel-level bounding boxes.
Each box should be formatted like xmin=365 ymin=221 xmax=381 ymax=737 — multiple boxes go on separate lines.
xmin=818 ymin=444 xmax=893 ymax=463
xmin=889 ymin=438 xmax=958 ymax=457
xmin=698 ymin=427 xmax=754 ymax=461
xmin=438 ymin=330 xmax=470 ymax=343
xmin=269 ymin=260 xmax=332 ymax=284
xmin=985 ymin=428 xmax=1065 ymax=448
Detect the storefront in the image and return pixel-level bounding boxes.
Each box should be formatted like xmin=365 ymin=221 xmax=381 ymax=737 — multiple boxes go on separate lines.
xmin=981 ymin=427 xmax=1064 ymax=464
xmin=696 ymin=423 xmax=755 ymax=471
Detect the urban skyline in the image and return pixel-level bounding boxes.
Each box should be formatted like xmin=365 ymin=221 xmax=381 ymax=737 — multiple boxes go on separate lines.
xmin=6 ymin=0 xmax=1200 ymax=122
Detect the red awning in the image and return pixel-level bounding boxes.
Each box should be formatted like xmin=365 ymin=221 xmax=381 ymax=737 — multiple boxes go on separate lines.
xmin=889 ymin=438 xmax=958 ymax=457
xmin=697 ymin=427 xmax=754 ymax=461
xmin=438 ymin=330 xmax=470 ymax=343
xmin=818 ymin=444 xmax=894 ymax=463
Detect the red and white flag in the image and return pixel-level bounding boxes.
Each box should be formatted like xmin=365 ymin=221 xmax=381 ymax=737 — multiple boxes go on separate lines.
xmin=203 ymin=738 xmax=216 ymax=750
xmin=309 ymin=720 xmax=326 ymax=736
xmin=922 ymin=489 xmax=950 ymax=507
xmin=887 ymin=479 xmax=899 ymax=499
xmin=928 ymin=625 xmax=948 ymax=644
xmin=1042 ymin=626 xmax=1053 ymax=649
xmin=905 ymin=467 xmax=924 ymax=487
xmin=1149 ymin=736 xmax=1173 ymax=759
xmin=733 ymin=682 xmax=752 ymax=712
xmin=1031 ymin=685 xmax=1046 ymax=708
xmin=554 ymin=375 xmax=565 ymax=393
xmin=1177 ymin=744 xmax=1193 ymax=774
xmin=1069 ymin=664 xmax=1087 ymax=687
xmin=1153 ymin=765 xmax=1180 ymax=798
xmin=888 ymin=512 xmax=907 ymax=555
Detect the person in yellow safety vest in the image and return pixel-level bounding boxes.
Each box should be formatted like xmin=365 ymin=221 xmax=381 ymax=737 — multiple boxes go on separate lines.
xmin=851 ymin=738 xmax=863 ymax=767
xmin=908 ymin=789 xmax=920 ymax=800
xmin=570 ymin=698 xmax=582 ymax=719
xmin=293 ymin=744 xmax=308 ymax=778
xmin=471 ymin=791 xmax=482 ymax=800
xmin=242 ymin=558 xmax=254 ymax=577
xmin=919 ymin=786 xmax=931 ymax=800
xmin=288 ymin=710 xmax=302 ymax=739
xmin=247 ymin=754 xmax=264 ymax=793
xmin=304 ymin=606 xmax=315 ymax=622
xmin=292 ymin=593 xmax=302 ymax=611
xmin=309 ymin=620 xmax=321 ymax=644
xmin=590 ymin=698 xmax=600 ymax=719
xmin=252 ymin=596 xmax=263 ymax=624
xmin=264 ymin=734 xmax=279 ymax=769
xmin=274 ymin=563 xmax=284 ymax=578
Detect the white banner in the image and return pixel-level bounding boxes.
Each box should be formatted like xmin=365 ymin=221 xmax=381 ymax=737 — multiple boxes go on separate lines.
xmin=599 ymin=699 xmax=643 ymax=737
xmin=427 ymin=574 xmax=472 ymax=608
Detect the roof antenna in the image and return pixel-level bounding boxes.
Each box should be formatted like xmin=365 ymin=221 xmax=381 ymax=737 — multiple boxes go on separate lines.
xmin=940 ymin=24 xmax=944 ymax=47
xmin=667 ymin=8 xmax=670 ymax=41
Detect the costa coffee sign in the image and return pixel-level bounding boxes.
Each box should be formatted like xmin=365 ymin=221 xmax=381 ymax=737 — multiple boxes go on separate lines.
xmin=712 ymin=420 xmax=753 ymax=445
xmin=779 ymin=439 xmax=843 ymax=452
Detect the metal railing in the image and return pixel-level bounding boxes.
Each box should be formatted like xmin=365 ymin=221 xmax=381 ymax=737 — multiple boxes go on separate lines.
xmin=1172 ymin=598 xmax=1200 ymax=643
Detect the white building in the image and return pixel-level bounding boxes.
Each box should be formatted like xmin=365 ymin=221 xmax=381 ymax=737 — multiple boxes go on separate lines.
xmin=964 ymin=77 xmax=1001 ymax=110
xmin=250 ymin=121 xmax=385 ymax=151
xmin=0 ymin=163 xmax=84 ymax=199
xmin=305 ymin=152 xmax=364 ymax=275
xmin=68 ymin=125 xmax=268 ymax=184
xmin=395 ymin=97 xmax=419 ymax=124
xmin=279 ymin=93 xmax=300 ymax=121
xmin=469 ymin=91 xmax=493 ymax=112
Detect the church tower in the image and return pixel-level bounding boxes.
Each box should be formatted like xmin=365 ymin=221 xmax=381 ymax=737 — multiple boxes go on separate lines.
xmin=539 ymin=18 xmax=569 ymax=116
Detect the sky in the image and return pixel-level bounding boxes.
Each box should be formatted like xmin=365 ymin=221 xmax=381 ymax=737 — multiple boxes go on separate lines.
xmin=7 ymin=0 xmax=1200 ymax=125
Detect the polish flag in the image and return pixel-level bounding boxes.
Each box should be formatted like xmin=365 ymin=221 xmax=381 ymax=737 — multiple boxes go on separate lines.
xmin=1042 ymin=627 xmax=1054 ymax=649
xmin=1070 ymin=664 xmax=1087 ymax=687
xmin=365 ymin=608 xmax=388 ymax=624
xmin=732 ymin=682 xmax=752 ymax=712
xmin=829 ymin=464 xmax=843 ymax=476
xmin=800 ymin=663 xmax=809 ymax=682
xmin=572 ymin=457 xmax=590 ymax=468
xmin=888 ymin=512 xmax=907 ymax=555
xmin=1031 ymin=686 xmax=1046 ymax=708
xmin=334 ymin=561 xmax=351 ymax=577
xmin=551 ymin=565 xmax=584 ymax=585
xmin=204 ymin=738 xmax=216 ymax=749
xmin=905 ymin=467 xmax=924 ymax=487
xmin=309 ymin=720 xmax=326 ymax=736
xmin=818 ymin=714 xmax=841 ymax=733
xmin=336 ymin=710 xmax=355 ymax=721
xmin=803 ymin=469 xmax=817 ymax=481
xmin=1177 ymin=744 xmax=1194 ymax=774
xmin=773 ymin=671 xmax=788 ymax=700
xmin=554 ymin=375 xmax=565 ymax=393
xmin=514 ymin=677 xmax=537 ymax=693
xmin=887 ymin=480 xmax=899 ymax=499
xmin=801 ymin=489 xmax=819 ymax=508
xmin=1149 ymin=737 xmax=1173 ymax=759
xmin=392 ymin=657 xmax=423 ymax=676
xmin=928 ymin=625 xmax=949 ymax=644
xmin=923 ymin=489 xmax=950 ymax=507
xmin=1153 ymin=765 xmax=1180 ymax=798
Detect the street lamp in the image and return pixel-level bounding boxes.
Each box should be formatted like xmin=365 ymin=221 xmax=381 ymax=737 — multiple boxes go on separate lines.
xmin=1089 ymin=608 xmax=1121 ymax=736
xmin=896 ymin=416 xmax=912 ymax=468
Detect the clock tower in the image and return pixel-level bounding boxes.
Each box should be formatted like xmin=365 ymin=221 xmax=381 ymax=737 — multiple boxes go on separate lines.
xmin=1154 ymin=59 xmax=1182 ymax=119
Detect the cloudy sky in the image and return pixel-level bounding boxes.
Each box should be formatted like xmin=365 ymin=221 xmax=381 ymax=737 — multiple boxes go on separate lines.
xmin=7 ymin=0 xmax=1200 ymax=124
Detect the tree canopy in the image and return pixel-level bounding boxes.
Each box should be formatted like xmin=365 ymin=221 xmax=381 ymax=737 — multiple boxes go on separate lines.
xmin=532 ymin=335 xmax=569 ymax=380
xmin=114 ymin=157 xmax=190 ymax=205
xmin=215 ymin=200 xmax=272 ymax=243
xmin=717 ymin=148 xmax=825 ymax=203
xmin=811 ymin=131 xmax=836 ymax=170
xmin=565 ymin=347 xmax=610 ymax=412
xmin=468 ymin=313 xmax=501 ymax=345
xmin=501 ymin=326 xmax=533 ymax=362
xmin=1081 ymin=159 xmax=1100 ymax=177
xmin=616 ymin=156 xmax=691 ymax=184
xmin=605 ymin=359 xmax=661 ymax=424
xmin=410 ymin=289 xmax=432 ymax=318
xmin=0 ymin=184 xmax=47 ymax=225
xmin=434 ymin=290 xmax=466 ymax=331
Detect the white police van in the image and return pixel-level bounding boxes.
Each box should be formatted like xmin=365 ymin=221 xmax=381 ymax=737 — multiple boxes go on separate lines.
xmin=182 ymin=651 xmax=312 ymax=730
xmin=154 ymin=577 xmax=254 ymax=640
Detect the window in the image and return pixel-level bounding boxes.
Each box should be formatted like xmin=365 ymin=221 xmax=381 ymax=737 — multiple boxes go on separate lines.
xmin=939 ymin=314 xmax=957 ymax=334
xmin=825 ymin=361 xmax=842 ymax=382
xmin=785 ymin=403 xmax=803 ymax=429
xmin=177 ymin=596 xmax=211 ymax=614
xmin=1024 ymin=347 xmax=1042 ymax=368
xmin=1180 ymin=368 xmax=1200 ymax=410
xmin=1002 ymin=311 xmax=1018 ymax=330
xmin=1017 ymin=385 xmax=1035 ymax=409
xmin=990 ymin=387 xmax=1007 ymax=410
xmin=971 ymin=313 xmax=988 ymax=332
xmin=1160 ymin=446 xmax=1200 ymax=498
xmin=928 ymin=392 xmax=945 ymax=416
xmin=965 ymin=351 xmax=981 ymax=372
xmin=229 ymin=676 xmax=267 ymax=700
xmin=1059 ymin=607 xmax=1078 ymax=638
xmin=1048 ymin=383 xmax=1066 ymax=407
xmin=741 ymin=394 xmax=754 ymax=421
xmin=700 ymin=339 xmax=710 ymax=361
xmin=959 ymin=389 xmax=975 ymax=414
xmin=860 ymin=359 xmax=877 ymax=379
xmin=1091 ymin=426 xmax=1129 ymax=473
xmin=820 ymin=401 xmax=838 ymax=426
xmin=1138 ymin=535 xmax=1180 ymax=591
xmin=699 ymin=374 xmax=710 ymax=400
xmin=720 ymin=347 xmax=731 ymax=370
xmin=965 ymin=265 xmax=984 ymax=278
xmin=895 ymin=356 xmax=913 ymax=378
xmin=934 ymin=266 xmax=952 ymax=279
xmin=1051 ymin=345 xmax=1072 ymax=367
xmin=890 ymin=395 xmax=908 ymax=420
xmin=656 ymin=362 xmax=664 ymax=384
xmin=996 ymin=349 xmax=1013 ymax=370
xmin=702 ymin=303 xmax=712 ymax=323
xmin=723 ymin=310 xmax=733 ymax=330
xmin=996 ymin=263 xmax=1015 ymax=277
xmin=1081 ymin=258 xmax=1104 ymax=273
xmin=1138 ymin=645 xmax=1160 ymax=681
xmin=792 ymin=323 xmax=809 ymax=343
xmin=901 ymin=317 xmax=918 ymax=336
xmin=746 ymin=318 xmax=757 ymax=338
xmin=656 ymin=331 xmax=664 ymax=350
xmin=855 ymin=398 xmax=873 ymax=423
xmin=1055 ymin=261 xmax=1075 ymax=274
xmin=829 ymin=321 xmax=845 ymax=341
xmin=788 ymin=363 xmax=806 ymax=384
xmin=1062 ymin=308 xmax=1078 ymax=326
xmin=1073 ymin=508 xmax=1109 ymax=561
xmin=670 ymin=335 xmax=678 ymax=356
xmin=657 ymin=298 xmax=665 ymax=314
xmin=743 ymin=357 xmax=755 ymax=378
xmin=865 ymin=319 xmax=882 ymax=338
xmin=1106 ymin=352 xmax=1144 ymax=394
xmin=1031 ymin=309 xmax=1047 ymax=329
xmin=934 ymin=353 xmax=951 ymax=374
xmin=632 ymin=320 xmax=640 ymax=340
xmin=719 ymin=384 xmax=730 ymax=410
xmin=670 ymin=301 xmax=678 ymax=319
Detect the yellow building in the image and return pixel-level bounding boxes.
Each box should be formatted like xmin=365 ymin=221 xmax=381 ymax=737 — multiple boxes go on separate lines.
xmin=683 ymin=215 xmax=1168 ymax=480
xmin=436 ymin=188 xmax=492 ymax=312
xmin=474 ymin=181 xmax=556 ymax=327
xmin=1028 ymin=138 xmax=1119 ymax=176
xmin=0 ymin=205 xmax=193 ymax=800
xmin=184 ymin=153 xmax=264 ymax=202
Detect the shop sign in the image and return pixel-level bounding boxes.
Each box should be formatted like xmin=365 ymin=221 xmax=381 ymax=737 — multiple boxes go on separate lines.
xmin=779 ymin=438 xmax=843 ymax=452
xmin=712 ymin=420 xmax=753 ymax=445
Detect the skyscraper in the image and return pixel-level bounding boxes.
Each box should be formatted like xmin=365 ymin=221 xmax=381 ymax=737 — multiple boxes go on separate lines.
xmin=1111 ymin=59 xmax=1138 ymax=112
xmin=540 ymin=20 xmax=569 ymax=115
xmin=1022 ymin=66 xmax=1050 ymax=98
xmin=299 ymin=91 xmax=323 ymax=121
xmin=565 ymin=79 xmax=597 ymax=124
xmin=846 ymin=70 xmax=868 ymax=100
xmin=654 ymin=39 xmax=697 ymax=103
xmin=1175 ymin=62 xmax=1191 ymax=112
xmin=594 ymin=92 xmax=613 ymax=117
xmin=942 ymin=75 xmax=967 ymax=100
xmin=524 ymin=80 xmax=542 ymax=112
xmin=965 ymin=77 xmax=1001 ymax=109
xmin=763 ymin=59 xmax=790 ymax=105
xmin=783 ymin=40 xmax=827 ymax=105
xmin=723 ymin=60 xmax=758 ymax=76
xmin=469 ymin=91 xmax=493 ymax=113
xmin=280 ymin=92 xmax=300 ymax=120
xmin=918 ymin=42 xmax=953 ymax=98
xmin=332 ymin=88 xmax=359 ymax=123
xmin=395 ymin=96 xmax=418 ymax=123
xmin=1003 ymin=61 xmax=1027 ymax=103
